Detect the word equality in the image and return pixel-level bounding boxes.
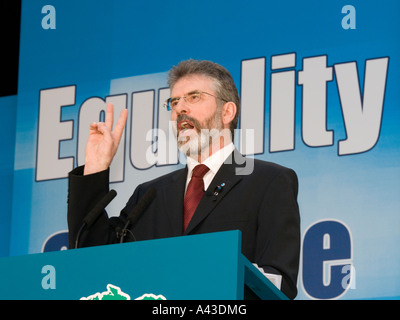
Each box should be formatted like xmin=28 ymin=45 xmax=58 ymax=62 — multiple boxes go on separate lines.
xmin=36 ymin=54 xmax=389 ymax=181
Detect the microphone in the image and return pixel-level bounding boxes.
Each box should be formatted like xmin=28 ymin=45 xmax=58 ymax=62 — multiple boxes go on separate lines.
xmin=119 ymin=187 xmax=156 ymax=243
xmin=74 ymin=189 xmax=117 ymax=249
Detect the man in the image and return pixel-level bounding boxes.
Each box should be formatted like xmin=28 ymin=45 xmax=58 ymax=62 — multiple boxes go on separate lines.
xmin=68 ymin=59 xmax=300 ymax=299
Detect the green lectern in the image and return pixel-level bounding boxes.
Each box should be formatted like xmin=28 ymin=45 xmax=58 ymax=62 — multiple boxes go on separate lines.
xmin=0 ymin=230 xmax=287 ymax=300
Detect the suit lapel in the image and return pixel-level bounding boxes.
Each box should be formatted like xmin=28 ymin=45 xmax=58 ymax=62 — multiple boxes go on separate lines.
xmin=162 ymin=167 xmax=187 ymax=236
xmin=184 ymin=150 xmax=247 ymax=235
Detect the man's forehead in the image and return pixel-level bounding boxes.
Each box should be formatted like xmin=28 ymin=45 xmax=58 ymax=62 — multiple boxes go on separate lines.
xmin=170 ymin=74 xmax=215 ymax=96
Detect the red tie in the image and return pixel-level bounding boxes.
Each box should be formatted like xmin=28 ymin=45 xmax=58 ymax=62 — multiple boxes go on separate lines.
xmin=183 ymin=164 xmax=210 ymax=232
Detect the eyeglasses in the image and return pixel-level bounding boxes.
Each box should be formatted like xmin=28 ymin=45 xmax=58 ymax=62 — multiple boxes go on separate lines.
xmin=163 ymin=90 xmax=226 ymax=111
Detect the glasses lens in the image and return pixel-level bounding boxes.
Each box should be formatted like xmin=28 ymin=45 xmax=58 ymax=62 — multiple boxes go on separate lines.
xmin=164 ymin=91 xmax=204 ymax=111
xmin=186 ymin=92 xmax=201 ymax=104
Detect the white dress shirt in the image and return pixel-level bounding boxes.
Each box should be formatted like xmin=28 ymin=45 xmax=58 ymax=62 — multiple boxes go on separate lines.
xmin=185 ymin=142 xmax=235 ymax=193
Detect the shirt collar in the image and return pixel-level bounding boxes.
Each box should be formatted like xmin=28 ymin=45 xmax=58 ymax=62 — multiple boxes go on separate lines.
xmin=186 ymin=142 xmax=235 ymax=177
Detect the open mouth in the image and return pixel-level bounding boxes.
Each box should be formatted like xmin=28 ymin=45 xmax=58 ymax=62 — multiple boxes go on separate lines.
xmin=178 ymin=120 xmax=195 ymax=132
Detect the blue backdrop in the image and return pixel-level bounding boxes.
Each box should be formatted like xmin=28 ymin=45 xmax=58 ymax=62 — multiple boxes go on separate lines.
xmin=2 ymin=0 xmax=399 ymax=300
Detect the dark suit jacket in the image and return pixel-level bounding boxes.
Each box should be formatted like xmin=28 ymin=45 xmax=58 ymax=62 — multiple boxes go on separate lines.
xmin=68 ymin=150 xmax=300 ymax=299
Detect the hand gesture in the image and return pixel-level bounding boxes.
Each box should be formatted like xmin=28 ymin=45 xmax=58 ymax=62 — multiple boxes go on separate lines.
xmin=83 ymin=103 xmax=128 ymax=175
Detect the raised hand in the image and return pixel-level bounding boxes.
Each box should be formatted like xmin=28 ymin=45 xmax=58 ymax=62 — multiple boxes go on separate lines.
xmin=83 ymin=103 xmax=128 ymax=175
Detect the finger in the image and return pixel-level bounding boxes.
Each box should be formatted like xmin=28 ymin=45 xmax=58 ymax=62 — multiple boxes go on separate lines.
xmin=89 ymin=121 xmax=107 ymax=132
xmin=88 ymin=122 xmax=110 ymax=139
xmin=89 ymin=122 xmax=97 ymax=129
xmin=89 ymin=122 xmax=99 ymax=133
xmin=105 ymin=103 xmax=114 ymax=130
xmin=112 ymin=108 xmax=128 ymax=144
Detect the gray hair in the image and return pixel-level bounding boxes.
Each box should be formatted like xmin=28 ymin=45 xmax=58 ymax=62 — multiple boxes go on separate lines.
xmin=168 ymin=59 xmax=240 ymax=138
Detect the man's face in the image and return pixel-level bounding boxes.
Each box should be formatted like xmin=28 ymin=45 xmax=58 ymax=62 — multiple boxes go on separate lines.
xmin=170 ymin=75 xmax=225 ymax=159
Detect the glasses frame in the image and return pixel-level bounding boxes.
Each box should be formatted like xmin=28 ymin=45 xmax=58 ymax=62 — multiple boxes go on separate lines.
xmin=163 ymin=90 xmax=227 ymax=111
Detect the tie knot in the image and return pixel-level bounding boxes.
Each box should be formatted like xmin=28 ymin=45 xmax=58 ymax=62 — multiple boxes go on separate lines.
xmin=191 ymin=164 xmax=209 ymax=179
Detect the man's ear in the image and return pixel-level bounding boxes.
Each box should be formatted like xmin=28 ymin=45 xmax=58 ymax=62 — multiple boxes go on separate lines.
xmin=221 ymin=102 xmax=237 ymax=127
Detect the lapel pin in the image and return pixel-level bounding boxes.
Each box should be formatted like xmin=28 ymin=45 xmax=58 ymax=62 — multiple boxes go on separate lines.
xmin=213 ymin=182 xmax=226 ymax=197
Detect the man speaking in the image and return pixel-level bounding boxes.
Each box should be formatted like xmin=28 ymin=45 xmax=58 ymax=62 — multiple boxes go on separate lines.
xmin=67 ymin=59 xmax=300 ymax=299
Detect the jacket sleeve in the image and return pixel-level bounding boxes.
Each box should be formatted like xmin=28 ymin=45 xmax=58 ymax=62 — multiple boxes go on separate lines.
xmin=67 ymin=166 xmax=117 ymax=248
xmin=256 ymin=167 xmax=300 ymax=300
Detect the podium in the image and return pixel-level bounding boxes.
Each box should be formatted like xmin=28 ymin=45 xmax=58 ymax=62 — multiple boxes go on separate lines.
xmin=0 ymin=231 xmax=287 ymax=300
